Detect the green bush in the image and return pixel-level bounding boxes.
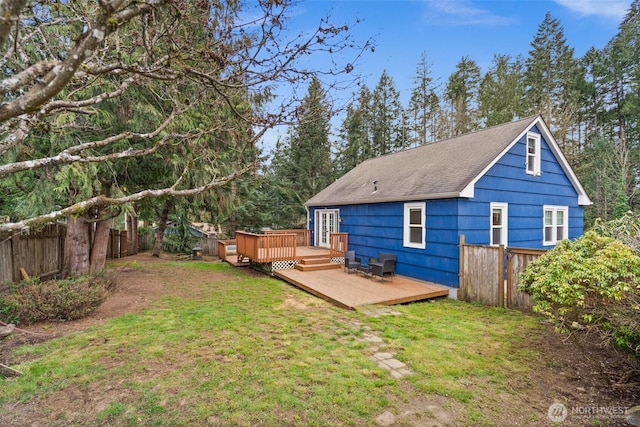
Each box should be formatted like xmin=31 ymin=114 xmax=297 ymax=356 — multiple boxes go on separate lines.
xmin=0 ymin=274 xmax=116 ymax=325
xmin=520 ymin=230 xmax=640 ymax=358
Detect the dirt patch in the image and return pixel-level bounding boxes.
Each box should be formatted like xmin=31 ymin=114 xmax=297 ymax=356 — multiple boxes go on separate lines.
xmin=1 ymin=253 xmax=639 ymax=426
xmin=509 ymin=325 xmax=640 ymax=426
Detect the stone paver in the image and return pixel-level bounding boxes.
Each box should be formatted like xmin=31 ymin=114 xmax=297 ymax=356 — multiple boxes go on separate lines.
xmin=359 ymin=307 xmax=402 ymax=317
xmin=353 ymin=307 xmax=414 ymax=379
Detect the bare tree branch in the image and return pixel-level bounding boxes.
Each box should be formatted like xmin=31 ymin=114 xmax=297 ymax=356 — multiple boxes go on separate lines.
xmin=0 ymin=161 xmax=256 ymax=233
xmin=0 ymin=1 xmax=163 ymax=122
xmin=0 ymin=105 xmax=181 ymax=176
xmin=0 ymin=60 xmax=57 ymax=96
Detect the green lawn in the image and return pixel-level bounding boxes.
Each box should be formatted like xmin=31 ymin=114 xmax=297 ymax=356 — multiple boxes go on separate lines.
xmin=0 ymin=261 xmax=544 ymax=426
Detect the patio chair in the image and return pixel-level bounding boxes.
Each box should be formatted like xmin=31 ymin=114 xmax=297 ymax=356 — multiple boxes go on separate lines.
xmin=370 ymin=258 xmax=396 ymax=281
xmin=368 ymin=252 xmax=396 ymax=277
xmin=344 ymin=251 xmax=361 ymax=274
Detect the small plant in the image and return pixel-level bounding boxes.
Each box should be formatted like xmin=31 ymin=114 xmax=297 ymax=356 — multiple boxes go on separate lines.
xmin=0 ymin=273 xmax=116 ymax=325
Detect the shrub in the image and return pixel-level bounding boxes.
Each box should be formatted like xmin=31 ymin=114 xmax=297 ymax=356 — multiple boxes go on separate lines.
xmin=0 ymin=274 xmax=116 ymax=325
xmin=520 ymin=230 xmax=640 ymax=359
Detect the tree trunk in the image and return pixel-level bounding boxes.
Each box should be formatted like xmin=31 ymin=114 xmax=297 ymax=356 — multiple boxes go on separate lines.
xmin=152 ymin=200 xmax=171 ymax=257
xmin=90 ymin=215 xmax=112 ymax=273
xmin=62 ymin=214 xmax=91 ymax=278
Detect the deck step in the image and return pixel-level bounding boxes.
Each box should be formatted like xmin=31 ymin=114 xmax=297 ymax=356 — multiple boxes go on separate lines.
xmin=294 ymin=261 xmax=342 ymax=272
xmin=298 ymin=257 xmax=332 ymax=265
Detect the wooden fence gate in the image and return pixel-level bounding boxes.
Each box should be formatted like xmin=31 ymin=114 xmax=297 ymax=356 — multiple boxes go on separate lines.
xmin=458 ymin=235 xmax=545 ymax=311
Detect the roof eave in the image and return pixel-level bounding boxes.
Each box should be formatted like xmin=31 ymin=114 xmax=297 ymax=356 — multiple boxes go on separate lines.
xmin=305 ymin=191 xmax=465 ymax=207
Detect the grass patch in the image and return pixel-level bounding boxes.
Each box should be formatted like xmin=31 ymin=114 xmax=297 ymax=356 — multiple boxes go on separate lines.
xmin=1 ymin=261 xmax=543 ymax=425
xmin=366 ymin=300 xmax=540 ymax=403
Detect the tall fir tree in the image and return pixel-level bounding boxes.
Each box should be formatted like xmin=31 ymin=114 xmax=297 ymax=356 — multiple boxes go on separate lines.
xmin=444 ymin=56 xmax=481 ymax=136
xmin=408 ymin=51 xmax=440 ymax=145
xmin=575 ymin=1 xmax=640 ymax=219
xmin=371 ymin=70 xmax=404 ymax=155
xmin=478 ymin=54 xmax=526 ymax=127
xmin=523 ymin=12 xmax=581 ymax=162
xmin=270 ymin=78 xmax=334 ymax=228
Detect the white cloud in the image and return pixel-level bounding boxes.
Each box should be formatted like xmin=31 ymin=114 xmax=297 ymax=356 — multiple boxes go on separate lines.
xmin=427 ymin=0 xmax=515 ymax=26
xmin=553 ymin=0 xmax=629 ymax=19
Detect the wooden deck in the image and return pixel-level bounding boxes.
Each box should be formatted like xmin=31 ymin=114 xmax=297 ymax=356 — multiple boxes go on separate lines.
xmin=274 ymin=267 xmax=450 ymax=309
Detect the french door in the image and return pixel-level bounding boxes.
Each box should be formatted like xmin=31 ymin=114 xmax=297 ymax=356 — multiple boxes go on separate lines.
xmin=315 ymin=209 xmax=339 ymax=248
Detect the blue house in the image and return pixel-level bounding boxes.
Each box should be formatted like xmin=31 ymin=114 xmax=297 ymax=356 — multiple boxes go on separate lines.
xmin=305 ymin=115 xmax=591 ymax=287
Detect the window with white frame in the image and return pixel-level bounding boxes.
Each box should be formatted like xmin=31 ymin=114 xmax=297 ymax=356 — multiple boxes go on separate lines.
xmin=404 ymin=202 xmax=426 ymax=249
xmin=490 ymin=203 xmax=508 ymax=246
xmin=543 ymin=205 xmax=568 ymax=245
xmin=526 ymin=132 xmax=541 ymax=175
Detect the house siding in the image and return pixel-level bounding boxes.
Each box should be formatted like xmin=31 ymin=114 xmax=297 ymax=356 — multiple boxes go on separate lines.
xmin=310 ymin=198 xmax=461 ymax=287
xmin=308 ymin=125 xmax=585 ymax=288
xmin=461 ymin=125 xmax=583 ymax=249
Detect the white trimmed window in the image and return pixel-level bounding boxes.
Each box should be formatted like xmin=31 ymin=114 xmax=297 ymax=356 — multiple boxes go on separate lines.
xmin=526 ymin=132 xmax=541 ymax=175
xmin=543 ymin=205 xmax=568 ymax=246
xmin=404 ymin=202 xmax=426 ymax=249
xmin=490 ymin=203 xmax=508 ymax=246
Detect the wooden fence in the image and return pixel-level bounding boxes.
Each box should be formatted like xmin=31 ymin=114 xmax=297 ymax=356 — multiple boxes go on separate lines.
xmin=1 ymin=225 xmax=138 ymax=285
xmin=1 ymin=225 xmax=65 ymax=286
xmin=458 ymin=235 xmax=545 ymax=311
xmin=506 ymin=248 xmax=545 ymax=311
xmin=199 ymin=236 xmax=218 ymax=257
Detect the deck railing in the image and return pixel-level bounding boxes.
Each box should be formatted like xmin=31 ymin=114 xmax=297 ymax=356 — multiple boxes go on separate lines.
xmin=234 ymin=230 xmax=348 ymax=263
xmin=236 ymin=231 xmax=297 ymax=263
xmin=217 ymin=239 xmax=236 ymax=261
xmin=264 ymin=229 xmax=310 ymax=246
xmin=330 ymin=233 xmax=348 ymax=259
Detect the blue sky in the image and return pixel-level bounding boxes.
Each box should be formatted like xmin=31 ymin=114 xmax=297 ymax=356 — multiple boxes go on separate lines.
xmin=260 ymin=0 xmax=632 ymax=151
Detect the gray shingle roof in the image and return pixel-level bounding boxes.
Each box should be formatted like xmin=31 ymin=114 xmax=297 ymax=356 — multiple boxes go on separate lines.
xmin=306 ymin=115 xmax=543 ymax=207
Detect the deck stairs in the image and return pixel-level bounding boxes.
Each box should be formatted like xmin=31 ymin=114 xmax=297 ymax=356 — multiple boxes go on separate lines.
xmin=294 ymin=257 xmax=342 ymax=272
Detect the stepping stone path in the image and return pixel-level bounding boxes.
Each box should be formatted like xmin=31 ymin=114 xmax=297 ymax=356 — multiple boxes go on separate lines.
xmin=352 ymin=306 xmax=458 ymax=426
xmin=370 ymin=351 xmax=413 ymax=379
xmin=353 ymin=306 xmax=413 ymax=379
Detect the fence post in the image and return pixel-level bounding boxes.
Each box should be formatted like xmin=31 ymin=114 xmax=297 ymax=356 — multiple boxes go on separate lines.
xmin=506 ymin=249 xmax=512 ymax=309
xmin=11 ymin=234 xmax=21 ymax=283
xmin=458 ymin=234 xmax=465 ymax=300
xmin=498 ymin=244 xmax=505 ymax=308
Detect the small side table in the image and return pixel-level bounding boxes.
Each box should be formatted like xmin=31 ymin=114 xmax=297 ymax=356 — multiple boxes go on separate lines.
xmin=356 ymin=265 xmax=371 ymax=278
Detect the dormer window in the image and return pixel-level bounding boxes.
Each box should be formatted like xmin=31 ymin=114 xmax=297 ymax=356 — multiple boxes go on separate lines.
xmin=526 ymin=132 xmax=541 ymax=175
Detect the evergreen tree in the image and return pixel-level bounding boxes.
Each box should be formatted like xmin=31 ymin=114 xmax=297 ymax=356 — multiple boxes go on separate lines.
xmin=523 ymin=12 xmax=581 ymax=161
xmin=613 ymin=179 xmax=632 ymax=219
xmin=408 ymin=51 xmax=440 ymax=145
xmin=576 ymin=138 xmax=622 ymax=225
xmin=371 ymin=70 xmax=404 ymax=155
xmin=576 ymin=47 xmax=607 ymax=146
xmin=270 ymin=78 xmax=334 ymax=228
xmin=444 ymin=56 xmax=481 ymax=136
xmin=478 ymin=54 xmax=526 ymax=127
xmin=575 ymin=1 xmax=640 ymax=218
